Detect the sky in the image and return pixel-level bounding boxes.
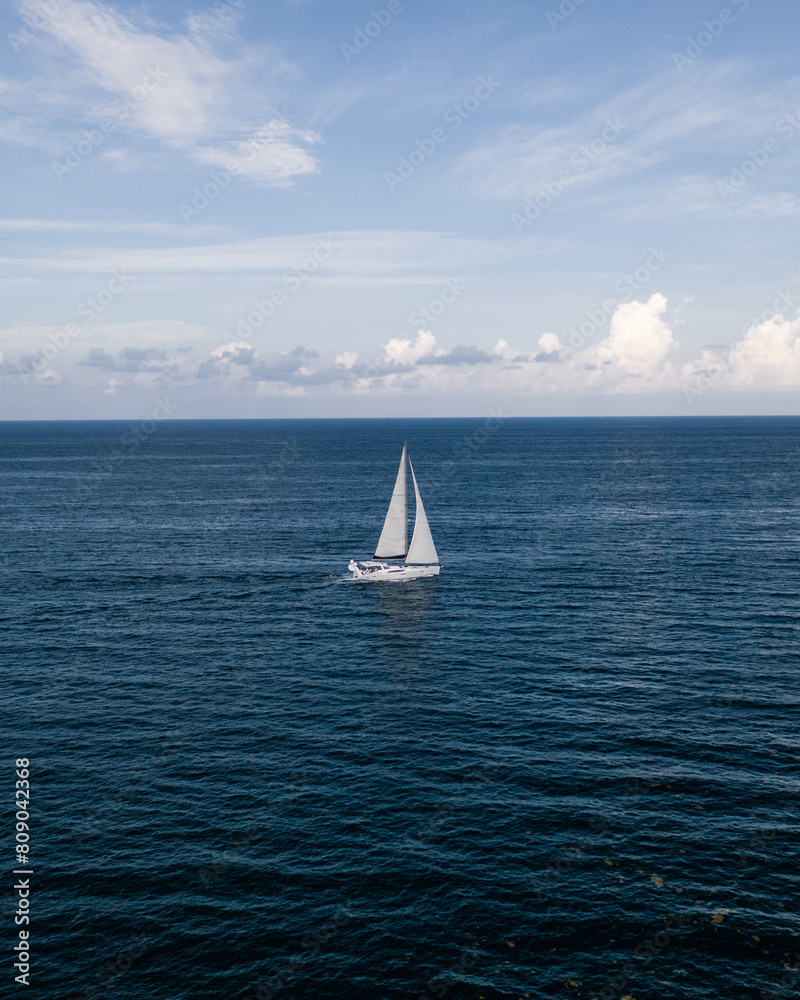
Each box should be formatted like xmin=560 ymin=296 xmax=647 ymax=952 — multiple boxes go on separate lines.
xmin=2 ymin=0 xmax=800 ymax=418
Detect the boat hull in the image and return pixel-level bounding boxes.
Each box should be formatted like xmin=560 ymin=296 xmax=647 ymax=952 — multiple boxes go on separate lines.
xmin=348 ymin=559 xmax=440 ymax=582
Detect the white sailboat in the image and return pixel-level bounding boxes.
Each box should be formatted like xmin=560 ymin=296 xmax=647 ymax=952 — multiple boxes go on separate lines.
xmin=348 ymin=443 xmax=441 ymax=581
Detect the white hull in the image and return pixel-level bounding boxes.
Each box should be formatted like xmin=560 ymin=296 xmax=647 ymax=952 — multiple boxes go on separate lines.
xmin=348 ymin=559 xmax=440 ymax=582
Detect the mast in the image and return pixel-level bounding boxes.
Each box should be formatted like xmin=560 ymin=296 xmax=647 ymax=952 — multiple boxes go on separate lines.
xmin=374 ymin=443 xmax=408 ymax=558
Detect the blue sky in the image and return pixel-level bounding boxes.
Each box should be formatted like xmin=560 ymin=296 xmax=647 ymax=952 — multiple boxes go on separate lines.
xmin=2 ymin=0 xmax=800 ymax=417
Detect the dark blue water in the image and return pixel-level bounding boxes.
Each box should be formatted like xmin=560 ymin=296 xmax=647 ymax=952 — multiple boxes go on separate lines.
xmin=2 ymin=417 xmax=799 ymax=1000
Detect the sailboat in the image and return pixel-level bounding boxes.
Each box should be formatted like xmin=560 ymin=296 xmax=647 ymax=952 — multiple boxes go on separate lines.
xmin=348 ymin=443 xmax=441 ymax=581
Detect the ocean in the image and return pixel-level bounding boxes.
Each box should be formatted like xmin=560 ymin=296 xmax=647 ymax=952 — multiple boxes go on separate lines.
xmin=2 ymin=416 xmax=799 ymax=1000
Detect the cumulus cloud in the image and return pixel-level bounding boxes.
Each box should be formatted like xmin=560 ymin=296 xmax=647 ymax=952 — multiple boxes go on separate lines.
xmin=196 ymin=341 xmax=325 ymax=386
xmin=210 ymin=340 xmax=257 ymax=363
xmin=16 ymin=295 xmax=800 ymax=403
xmin=682 ymin=310 xmax=800 ymax=395
xmin=335 ymin=351 xmax=359 ymax=369
xmin=727 ymin=312 xmax=800 ymax=386
xmin=538 ymin=332 xmax=561 ymax=354
xmin=196 ymin=340 xmax=256 ymax=378
xmin=384 ymin=330 xmax=439 ymax=365
xmin=592 ymin=293 xmax=675 ymax=376
xmin=215 ymin=298 xmax=680 ymax=398
xmin=347 ymin=296 xmax=679 ymax=396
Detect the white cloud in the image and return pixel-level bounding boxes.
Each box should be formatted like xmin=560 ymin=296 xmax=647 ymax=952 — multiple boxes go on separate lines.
xmin=209 ymin=339 xmax=255 ymax=361
xmin=593 ymin=293 xmax=674 ymax=374
xmin=538 ymin=332 xmax=561 ymax=353
xmin=0 ymin=217 xmax=227 ymax=235
xmin=335 ymin=351 xmax=358 ymax=369
xmin=8 ymin=295 xmax=800 ymax=403
xmin=384 ymin=330 xmax=438 ymax=365
xmin=356 ymin=295 xmax=679 ymax=397
xmin=682 ymin=311 xmax=800 ymax=392
xmin=13 ymin=0 xmax=320 ymax=183
xmin=727 ymin=193 xmax=800 ymax=218
xmin=1 ymin=297 xmax=681 ymax=397
xmin=0 ymin=230 xmax=529 ymax=279
xmin=197 ymin=339 xmax=257 ymax=378
xmin=728 ymin=313 xmax=800 ymax=385
xmin=18 ymin=0 xmax=224 ymax=139
xmin=193 ymin=118 xmax=320 ymax=184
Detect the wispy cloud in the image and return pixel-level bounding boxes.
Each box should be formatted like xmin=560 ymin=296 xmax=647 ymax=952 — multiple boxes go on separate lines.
xmin=0 ymin=230 xmax=531 ymax=278
xmin=0 ymin=217 xmax=228 ymax=235
xmin=460 ymin=62 xmax=800 ymax=217
xmin=11 ymin=0 xmax=320 ymax=183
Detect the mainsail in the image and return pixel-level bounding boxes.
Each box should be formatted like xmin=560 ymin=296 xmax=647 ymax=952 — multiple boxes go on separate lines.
xmin=405 ymin=460 xmax=439 ymax=565
xmin=374 ymin=444 xmax=408 ymax=558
